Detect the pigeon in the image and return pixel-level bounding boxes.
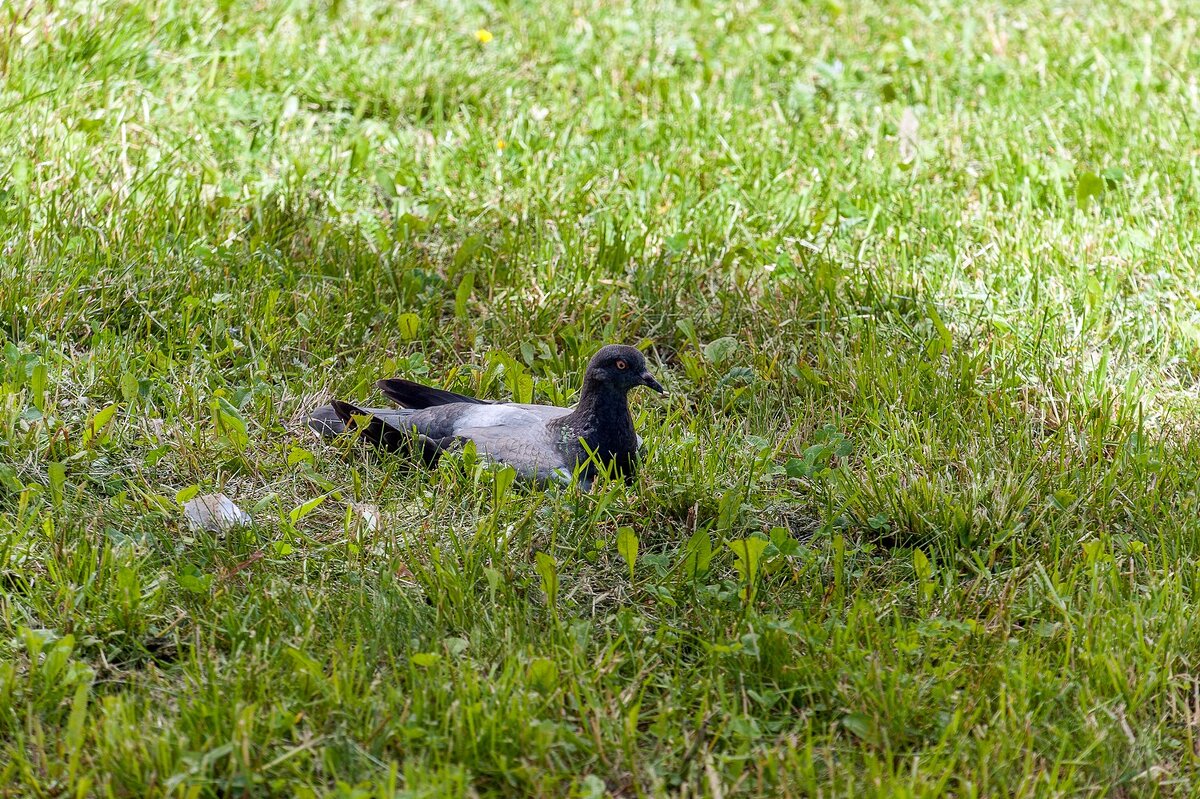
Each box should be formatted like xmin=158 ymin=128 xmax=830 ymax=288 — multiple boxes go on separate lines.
xmin=308 ymin=344 xmax=667 ymax=488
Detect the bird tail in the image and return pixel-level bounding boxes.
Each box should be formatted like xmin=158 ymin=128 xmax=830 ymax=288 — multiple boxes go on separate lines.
xmin=309 ymin=400 xmax=443 ymax=465
xmin=376 ymin=377 xmax=487 ymax=409
xmin=307 ymin=403 xmax=348 ymax=437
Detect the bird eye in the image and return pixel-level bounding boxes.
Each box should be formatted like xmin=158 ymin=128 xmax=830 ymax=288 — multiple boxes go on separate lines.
xmin=615 ymin=359 xmax=627 ymax=370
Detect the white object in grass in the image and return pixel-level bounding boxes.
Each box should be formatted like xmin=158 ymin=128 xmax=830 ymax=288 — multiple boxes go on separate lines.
xmin=183 ymin=493 xmax=251 ymax=533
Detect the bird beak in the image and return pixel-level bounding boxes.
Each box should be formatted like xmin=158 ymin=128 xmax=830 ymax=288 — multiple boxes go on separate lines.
xmin=640 ymin=372 xmax=668 ymax=397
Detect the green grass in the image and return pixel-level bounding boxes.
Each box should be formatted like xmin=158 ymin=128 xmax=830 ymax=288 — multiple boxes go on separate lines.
xmin=2 ymin=0 xmax=1200 ymax=795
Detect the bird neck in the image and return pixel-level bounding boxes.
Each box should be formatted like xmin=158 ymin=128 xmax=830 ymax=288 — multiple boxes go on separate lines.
xmin=553 ymin=376 xmax=640 ymax=484
xmin=561 ymin=377 xmax=636 ymax=451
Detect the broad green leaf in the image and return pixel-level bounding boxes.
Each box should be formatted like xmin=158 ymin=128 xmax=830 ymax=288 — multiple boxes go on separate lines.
xmin=213 ymin=397 xmax=248 ymax=450
xmin=717 ymin=490 xmax=743 ymax=532
xmin=1081 ymin=539 xmax=1102 ymax=566
xmin=48 ymin=462 xmax=65 ymax=507
xmin=453 ymin=235 xmax=484 ymax=270
xmin=674 ymin=318 xmax=697 ymax=345
xmin=484 ymin=566 xmax=502 ymax=593
xmin=784 ymin=457 xmax=809 ymax=479
xmin=744 ymin=434 xmax=771 ymax=453
xmin=397 ymin=313 xmax=420 ymax=341
xmin=842 ymin=713 xmax=876 ymax=743
xmin=769 ymin=526 xmax=801 ymax=557
xmin=350 ymin=134 xmax=369 ymax=171
xmin=289 ymin=493 xmax=327 ymax=524
xmin=616 ymin=526 xmax=639 ymax=582
xmin=535 ymin=551 xmax=558 ymax=606
xmin=680 ymin=528 xmax=712 ymax=579
xmin=410 ymin=652 xmax=440 ymax=668
xmin=492 ymin=466 xmax=516 ymax=503
xmin=375 ymin=168 xmax=397 ymax=199
xmin=528 ymin=657 xmax=558 ymax=694
xmin=1051 ymin=490 xmax=1077 ymax=510
xmin=644 ymin=582 xmax=677 ymax=607
xmin=83 ymin=403 xmax=118 ymax=446
xmin=454 ymin=273 xmax=475 ymax=319
xmin=286 ymin=647 xmax=325 ymax=681
xmin=10 ymin=157 xmax=29 ymax=193
xmin=399 ymin=212 xmax=428 ymax=235
xmin=728 ymin=537 xmax=770 ymax=602
xmin=175 ymin=484 xmax=200 ymax=504
xmin=41 ymin=634 xmax=75 ymax=683
xmin=287 ymin=446 xmax=314 ymax=466
xmin=0 ymin=464 xmax=22 ymax=493
xmin=913 ymin=548 xmax=932 ymax=582
xmin=514 ymin=371 xmax=533 ymax=404
xmin=664 ymin=232 xmax=689 ymax=253
xmin=119 ymin=372 xmax=139 ymax=403
xmin=251 ymin=493 xmax=279 ymax=515
xmin=19 ymin=626 xmax=50 ymax=659
xmin=31 ymin=363 xmax=47 ymax=409
xmin=837 ymin=193 xmax=864 ymax=220
xmin=177 ymin=564 xmax=212 ymax=594
xmin=728 ymin=537 xmax=769 ymax=579
xmin=795 ymin=363 xmax=826 ymax=387
xmin=1075 ymin=172 xmax=1105 ymax=209
xmin=702 ymin=336 xmax=738 ymax=365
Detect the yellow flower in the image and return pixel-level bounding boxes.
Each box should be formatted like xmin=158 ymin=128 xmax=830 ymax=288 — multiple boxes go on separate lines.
xmin=496 ymin=138 xmax=506 ymax=150
xmin=474 ymin=28 xmax=493 ymax=44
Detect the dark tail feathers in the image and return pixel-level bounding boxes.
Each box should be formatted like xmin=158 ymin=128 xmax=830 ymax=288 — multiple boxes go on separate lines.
xmin=307 ymin=403 xmax=347 ymax=437
xmin=376 ymin=378 xmax=488 ymax=409
xmin=331 ymin=400 xmax=411 ymax=451
xmin=330 ymin=400 xmax=445 ymax=465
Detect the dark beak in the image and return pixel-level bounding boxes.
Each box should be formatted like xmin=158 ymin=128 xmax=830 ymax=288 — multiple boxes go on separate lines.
xmin=640 ymin=372 xmax=668 ymax=397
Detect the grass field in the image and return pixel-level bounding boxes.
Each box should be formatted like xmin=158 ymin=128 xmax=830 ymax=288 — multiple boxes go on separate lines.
xmin=3 ymin=0 xmax=1200 ymax=795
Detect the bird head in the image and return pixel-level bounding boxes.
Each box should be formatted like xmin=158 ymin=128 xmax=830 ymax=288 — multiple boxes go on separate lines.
xmin=585 ymin=344 xmax=667 ymax=397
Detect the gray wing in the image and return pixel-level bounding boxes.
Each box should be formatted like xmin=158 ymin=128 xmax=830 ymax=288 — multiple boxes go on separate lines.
xmin=504 ymin=403 xmax=573 ymax=421
xmin=451 ymin=423 xmax=573 ymax=484
xmin=311 ymin=401 xmax=565 ymax=444
xmin=409 ymin=403 xmax=574 ymax=482
xmin=407 ymin=403 xmax=564 ymax=439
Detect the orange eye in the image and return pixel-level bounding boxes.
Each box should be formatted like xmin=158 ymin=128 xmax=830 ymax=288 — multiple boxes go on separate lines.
xmin=615 ymin=359 xmax=628 ymax=370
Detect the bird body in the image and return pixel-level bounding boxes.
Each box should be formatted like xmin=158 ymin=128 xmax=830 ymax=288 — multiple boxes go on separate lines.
xmin=308 ymin=345 xmax=665 ymax=488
